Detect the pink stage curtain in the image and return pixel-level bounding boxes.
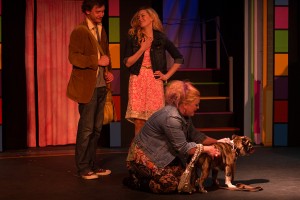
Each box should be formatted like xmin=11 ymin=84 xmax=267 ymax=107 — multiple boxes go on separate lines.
xmin=25 ymin=0 xmax=84 ymax=147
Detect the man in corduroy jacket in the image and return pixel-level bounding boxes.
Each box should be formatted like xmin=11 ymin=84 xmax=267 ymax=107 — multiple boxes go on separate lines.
xmin=67 ymin=0 xmax=114 ymax=180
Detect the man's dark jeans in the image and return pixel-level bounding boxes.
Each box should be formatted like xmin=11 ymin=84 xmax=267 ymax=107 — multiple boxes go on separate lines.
xmin=75 ymin=86 xmax=107 ymax=175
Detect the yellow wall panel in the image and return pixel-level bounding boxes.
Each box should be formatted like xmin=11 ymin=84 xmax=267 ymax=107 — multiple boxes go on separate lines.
xmin=274 ymin=54 xmax=288 ymax=76
xmin=109 ymin=44 xmax=120 ymax=69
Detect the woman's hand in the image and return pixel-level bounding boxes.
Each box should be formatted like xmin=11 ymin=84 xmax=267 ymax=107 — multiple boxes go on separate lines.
xmin=203 ymin=145 xmax=220 ymax=158
xmin=140 ymin=37 xmax=153 ymax=51
xmin=153 ymin=71 xmax=168 ymax=81
xmin=217 ymin=138 xmax=231 ymax=144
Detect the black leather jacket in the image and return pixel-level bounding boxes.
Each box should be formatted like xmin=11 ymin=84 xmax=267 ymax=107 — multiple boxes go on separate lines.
xmin=123 ymin=30 xmax=184 ymax=75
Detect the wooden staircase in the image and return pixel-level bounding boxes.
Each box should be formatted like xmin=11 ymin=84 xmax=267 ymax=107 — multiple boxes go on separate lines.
xmin=169 ymin=68 xmax=239 ymax=139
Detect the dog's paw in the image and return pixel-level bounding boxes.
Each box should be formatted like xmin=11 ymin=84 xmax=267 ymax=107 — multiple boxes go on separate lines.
xmin=198 ymin=188 xmax=208 ymax=193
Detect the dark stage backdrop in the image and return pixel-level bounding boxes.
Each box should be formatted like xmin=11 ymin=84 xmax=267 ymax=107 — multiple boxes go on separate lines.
xmin=2 ymin=0 xmax=299 ymax=149
xmin=288 ymin=0 xmax=300 ymax=146
xmin=2 ymin=0 xmax=246 ymax=149
xmin=2 ymin=0 xmax=28 ymax=150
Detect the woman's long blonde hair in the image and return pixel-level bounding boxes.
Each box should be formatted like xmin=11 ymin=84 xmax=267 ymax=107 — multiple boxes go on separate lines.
xmin=128 ymin=7 xmax=164 ymax=44
xmin=165 ymin=80 xmax=200 ymax=108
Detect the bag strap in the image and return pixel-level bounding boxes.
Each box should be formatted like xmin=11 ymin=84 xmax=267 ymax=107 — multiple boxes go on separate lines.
xmin=78 ymin=25 xmax=111 ymax=90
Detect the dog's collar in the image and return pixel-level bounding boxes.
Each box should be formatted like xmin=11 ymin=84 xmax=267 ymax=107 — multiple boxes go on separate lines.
xmin=229 ymin=140 xmax=235 ymax=150
xmin=229 ymin=140 xmax=240 ymax=157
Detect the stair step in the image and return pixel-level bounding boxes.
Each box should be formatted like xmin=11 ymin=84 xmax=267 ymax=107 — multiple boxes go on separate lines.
xmin=170 ymin=68 xmax=224 ymax=82
xmin=171 ymin=68 xmax=239 ymax=139
xmin=192 ymin=82 xmax=227 ymax=97
xmin=198 ymin=97 xmax=229 ymax=112
xmin=192 ymin=112 xmax=235 ymax=128
xmin=197 ymin=127 xmax=240 ymax=139
xmin=201 ymin=96 xmax=228 ymax=100
xmin=198 ymin=127 xmax=240 ymax=131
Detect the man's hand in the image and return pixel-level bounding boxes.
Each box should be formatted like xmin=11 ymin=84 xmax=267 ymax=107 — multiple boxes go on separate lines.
xmin=98 ymin=55 xmax=110 ymax=66
xmin=104 ymin=71 xmax=114 ymax=83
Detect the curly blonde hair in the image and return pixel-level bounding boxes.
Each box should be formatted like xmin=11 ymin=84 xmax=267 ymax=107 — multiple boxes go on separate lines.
xmin=128 ymin=6 xmax=164 ymax=44
xmin=165 ymin=80 xmax=200 ymax=108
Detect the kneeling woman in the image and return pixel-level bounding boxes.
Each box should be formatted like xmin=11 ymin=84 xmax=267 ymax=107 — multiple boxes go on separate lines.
xmin=124 ymin=80 xmax=230 ymax=193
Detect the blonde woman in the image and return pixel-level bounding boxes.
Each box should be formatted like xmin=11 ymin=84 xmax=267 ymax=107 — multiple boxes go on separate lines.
xmin=123 ymin=80 xmax=230 ymax=193
xmin=123 ymin=7 xmax=184 ymax=135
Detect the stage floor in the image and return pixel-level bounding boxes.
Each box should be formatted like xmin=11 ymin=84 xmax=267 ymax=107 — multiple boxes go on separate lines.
xmin=1 ymin=145 xmax=300 ymax=200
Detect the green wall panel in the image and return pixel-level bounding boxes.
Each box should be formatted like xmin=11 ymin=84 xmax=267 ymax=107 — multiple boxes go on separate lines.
xmin=109 ymin=18 xmax=120 ymax=43
xmin=275 ymin=30 xmax=288 ymax=52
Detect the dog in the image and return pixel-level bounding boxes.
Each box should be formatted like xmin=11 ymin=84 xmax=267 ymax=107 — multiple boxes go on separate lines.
xmin=195 ymin=135 xmax=254 ymax=193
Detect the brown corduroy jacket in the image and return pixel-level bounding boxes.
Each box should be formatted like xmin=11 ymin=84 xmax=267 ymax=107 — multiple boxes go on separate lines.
xmin=67 ymin=21 xmax=111 ymax=103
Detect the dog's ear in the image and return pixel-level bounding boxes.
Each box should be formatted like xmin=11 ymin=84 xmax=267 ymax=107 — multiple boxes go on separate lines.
xmin=242 ymin=136 xmax=252 ymax=142
xmin=232 ymin=134 xmax=237 ymax=139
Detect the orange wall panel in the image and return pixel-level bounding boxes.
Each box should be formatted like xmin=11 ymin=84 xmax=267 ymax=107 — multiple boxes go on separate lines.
xmin=109 ymin=44 xmax=120 ymax=69
xmin=274 ymin=54 xmax=288 ymax=76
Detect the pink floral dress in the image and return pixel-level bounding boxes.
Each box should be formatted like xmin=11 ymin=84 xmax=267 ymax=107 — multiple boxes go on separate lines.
xmin=125 ymin=48 xmax=165 ymax=123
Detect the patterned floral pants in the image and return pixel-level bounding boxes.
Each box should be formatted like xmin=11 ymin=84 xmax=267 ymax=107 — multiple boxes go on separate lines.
xmin=126 ymin=143 xmax=185 ymax=193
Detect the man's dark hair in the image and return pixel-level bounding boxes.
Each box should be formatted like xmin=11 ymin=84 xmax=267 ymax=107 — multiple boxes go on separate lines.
xmin=81 ymin=0 xmax=106 ymax=13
